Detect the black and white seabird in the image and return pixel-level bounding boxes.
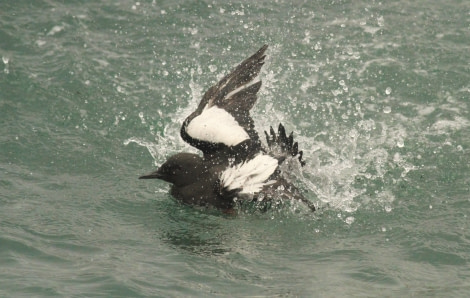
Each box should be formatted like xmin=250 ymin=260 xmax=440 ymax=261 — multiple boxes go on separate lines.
xmin=140 ymin=45 xmax=315 ymax=212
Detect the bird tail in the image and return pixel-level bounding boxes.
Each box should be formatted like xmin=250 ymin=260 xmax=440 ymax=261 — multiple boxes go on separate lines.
xmin=264 ymin=123 xmax=306 ymax=166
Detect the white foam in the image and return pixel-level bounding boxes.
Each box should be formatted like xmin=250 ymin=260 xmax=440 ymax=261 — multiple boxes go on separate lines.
xmin=47 ymin=25 xmax=64 ymax=36
xmin=221 ymin=154 xmax=278 ymax=194
xmin=430 ymin=118 xmax=470 ymax=133
xmin=186 ymin=106 xmax=249 ymax=146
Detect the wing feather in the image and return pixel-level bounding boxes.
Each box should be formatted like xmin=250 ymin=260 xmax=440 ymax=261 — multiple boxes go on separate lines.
xmin=181 ymin=45 xmax=268 ymax=157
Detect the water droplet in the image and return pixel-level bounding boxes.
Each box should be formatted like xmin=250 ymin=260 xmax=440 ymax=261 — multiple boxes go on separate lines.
xmin=385 ymin=205 xmax=392 ymax=212
xmin=208 ymin=65 xmax=217 ymax=72
xmin=381 ymin=227 xmax=387 ymax=232
xmin=349 ymin=129 xmax=359 ymax=138
xmin=429 ymin=205 xmax=433 ymax=209
xmin=138 ymin=112 xmax=146 ymax=124
xmin=393 ymin=152 xmax=401 ymax=162
xmin=385 ymin=87 xmax=392 ymax=95
xmin=345 ymin=217 xmax=355 ymax=225
xmin=377 ymin=16 xmax=385 ymax=27
xmin=397 ymin=138 xmax=404 ymax=148
xmin=383 ymin=106 xmax=391 ymax=114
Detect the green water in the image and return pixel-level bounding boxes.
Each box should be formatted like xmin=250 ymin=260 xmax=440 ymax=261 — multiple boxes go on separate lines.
xmin=1 ymin=0 xmax=469 ymax=296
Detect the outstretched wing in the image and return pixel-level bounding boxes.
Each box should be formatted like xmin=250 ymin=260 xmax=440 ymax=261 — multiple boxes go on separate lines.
xmin=181 ymin=45 xmax=268 ymax=159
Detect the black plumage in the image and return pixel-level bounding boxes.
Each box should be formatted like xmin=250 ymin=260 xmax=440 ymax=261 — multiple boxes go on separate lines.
xmin=140 ymin=45 xmax=315 ymax=212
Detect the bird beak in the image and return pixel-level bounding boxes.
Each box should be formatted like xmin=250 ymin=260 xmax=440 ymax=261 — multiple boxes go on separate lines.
xmin=139 ymin=169 xmax=163 ymax=179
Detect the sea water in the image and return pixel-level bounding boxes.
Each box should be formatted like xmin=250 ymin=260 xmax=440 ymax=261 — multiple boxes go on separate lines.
xmin=1 ymin=0 xmax=469 ymax=296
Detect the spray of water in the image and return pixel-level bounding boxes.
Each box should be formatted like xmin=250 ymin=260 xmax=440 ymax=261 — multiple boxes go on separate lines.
xmin=125 ymin=45 xmax=419 ymax=222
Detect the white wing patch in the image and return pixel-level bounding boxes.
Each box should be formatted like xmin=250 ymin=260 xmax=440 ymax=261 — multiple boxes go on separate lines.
xmin=186 ymin=106 xmax=249 ymax=146
xmin=224 ymin=79 xmax=259 ymax=101
xmin=221 ymin=154 xmax=278 ymax=194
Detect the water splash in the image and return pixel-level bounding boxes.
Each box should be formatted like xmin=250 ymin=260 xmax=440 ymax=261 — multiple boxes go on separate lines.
xmin=125 ymin=45 xmax=422 ymax=220
xmin=124 ymin=67 xmax=205 ymax=167
xmin=124 ymin=137 xmax=164 ymax=166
